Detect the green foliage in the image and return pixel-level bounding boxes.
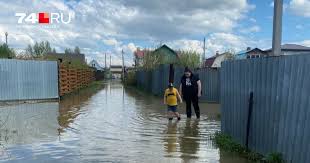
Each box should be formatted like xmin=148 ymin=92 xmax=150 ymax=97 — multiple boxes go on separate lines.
xmin=64 ymin=48 xmax=73 ymax=54
xmin=176 ymin=50 xmax=201 ymax=69
xmin=265 ymin=153 xmax=284 ymax=163
xmin=65 ymin=46 xmax=81 ymax=54
xmin=0 ymin=43 xmax=15 ymax=58
xmin=213 ymin=132 xmax=284 ymax=163
xmin=123 ymin=71 xmax=137 ymax=86
xmin=26 ymin=41 xmax=52 ymax=57
xmin=74 ymin=46 xmax=81 ymax=54
xmin=141 ymin=50 xmax=162 ymax=70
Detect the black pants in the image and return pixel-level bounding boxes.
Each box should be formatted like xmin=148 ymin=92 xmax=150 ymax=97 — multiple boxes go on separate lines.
xmin=184 ymin=96 xmax=200 ymax=118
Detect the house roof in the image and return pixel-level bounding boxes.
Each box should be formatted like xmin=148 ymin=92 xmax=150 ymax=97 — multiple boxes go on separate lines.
xmin=236 ymin=48 xmax=265 ymax=56
xmin=265 ymin=44 xmax=310 ymax=51
xmin=134 ymin=49 xmax=145 ymax=58
xmin=154 ymin=44 xmax=177 ymax=56
xmin=89 ymin=60 xmax=104 ymax=70
xmin=204 ymin=56 xmax=216 ymax=67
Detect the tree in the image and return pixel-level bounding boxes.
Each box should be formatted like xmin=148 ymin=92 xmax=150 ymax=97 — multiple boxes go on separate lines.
xmin=74 ymin=46 xmax=81 ymax=54
xmin=0 ymin=44 xmax=15 ymax=58
xmin=52 ymin=48 xmax=56 ymax=53
xmin=141 ymin=50 xmax=161 ymax=70
xmin=26 ymin=41 xmax=52 ymax=57
xmin=64 ymin=48 xmax=73 ymax=54
xmin=177 ymin=50 xmax=201 ymax=69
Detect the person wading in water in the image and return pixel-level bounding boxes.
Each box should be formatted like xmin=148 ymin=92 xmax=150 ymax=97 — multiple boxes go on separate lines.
xmin=179 ymin=67 xmax=202 ymax=119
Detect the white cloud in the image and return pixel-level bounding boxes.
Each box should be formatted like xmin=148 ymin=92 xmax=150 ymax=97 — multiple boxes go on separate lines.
xmin=168 ymin=39 xmax=203 ymax=54
xmin=298 ymin=40 xmax=310 ymax=46
xmin=249 ymin=18 xmax=257 ymax=23
xmin=289 ymin=0 xmax=310 ymax=17
xmin=240 ymin=25 xmax=261 ymax=34
xmin=103 ymin=38 xmax=119 ymax=46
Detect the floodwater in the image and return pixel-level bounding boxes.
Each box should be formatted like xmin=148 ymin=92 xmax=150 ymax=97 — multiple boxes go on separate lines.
xmin=0 ymin=81 xmax=251 ymax=163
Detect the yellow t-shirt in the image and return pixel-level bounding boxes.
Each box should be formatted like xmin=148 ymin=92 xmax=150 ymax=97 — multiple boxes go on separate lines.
xmin=165 ymin=88 xmax=178 ymax=106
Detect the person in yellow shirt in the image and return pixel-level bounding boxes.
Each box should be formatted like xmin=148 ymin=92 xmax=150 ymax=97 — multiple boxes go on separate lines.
xmin=164 ymin=83 xmax=183 ymax=121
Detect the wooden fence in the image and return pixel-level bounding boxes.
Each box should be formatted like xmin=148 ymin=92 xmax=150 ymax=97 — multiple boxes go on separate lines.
xmin=59 ymin=64 xmax=95 ymax=96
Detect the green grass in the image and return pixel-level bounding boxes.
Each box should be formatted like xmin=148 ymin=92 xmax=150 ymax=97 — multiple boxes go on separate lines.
xmin=213 ymin=132 xmax=284 ymax=163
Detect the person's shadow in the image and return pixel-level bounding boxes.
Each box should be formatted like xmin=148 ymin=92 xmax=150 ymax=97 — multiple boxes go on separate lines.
xmin=179 ymin=119 xmax=200 ymax=162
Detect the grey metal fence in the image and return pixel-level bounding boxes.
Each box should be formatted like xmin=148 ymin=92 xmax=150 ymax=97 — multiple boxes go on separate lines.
xmin=0 ymin=59 xmax=59 ymax=101
xmin=220 ymin=54 xmax=310 ymax=163
xmin=136 ymin=65 xmax=220 ymax=102
xmin=196 ymin=68 xmax=220 ymax=102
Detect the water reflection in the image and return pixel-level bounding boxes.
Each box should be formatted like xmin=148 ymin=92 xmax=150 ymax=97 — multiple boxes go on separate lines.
xmin=180 ymin=120 xmax=200 ymax=161
xmin=0 ymin=102 xmax=59 ymax=145
xmin=164 ymin=121 xmax=178 ymax=155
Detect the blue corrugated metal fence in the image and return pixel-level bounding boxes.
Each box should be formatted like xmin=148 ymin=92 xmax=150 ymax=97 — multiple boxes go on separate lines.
xmin=221 ymin=54 xmax=310 ymax=162
xmin=0 ymin=59 xmax=59 ymax=101
xmin=136 ymin=65 xmax=220 ymax=102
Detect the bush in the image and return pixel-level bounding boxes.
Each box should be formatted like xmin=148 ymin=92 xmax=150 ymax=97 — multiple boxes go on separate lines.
xmin=124 ymin=71 xmax=137 ymax=86
xmin=176 ymin=50 xmax=201 ymax=69
xmin=0 ymin=44 xmax=15 ymax=58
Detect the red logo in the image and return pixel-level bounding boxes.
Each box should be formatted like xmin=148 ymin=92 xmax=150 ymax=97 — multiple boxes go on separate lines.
xmin=38 ymin=13 xmax=49 ymax=24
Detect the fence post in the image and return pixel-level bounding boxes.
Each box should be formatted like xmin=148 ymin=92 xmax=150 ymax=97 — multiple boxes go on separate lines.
xmin=246 ymin=91 xmax=254 ymax=149
xmin=169 ymin=64 xmax=174 ymax=83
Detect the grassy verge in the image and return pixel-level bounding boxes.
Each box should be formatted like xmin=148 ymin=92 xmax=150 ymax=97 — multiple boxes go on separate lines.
xmin=213 ymin=132 xmax=284 ymax=163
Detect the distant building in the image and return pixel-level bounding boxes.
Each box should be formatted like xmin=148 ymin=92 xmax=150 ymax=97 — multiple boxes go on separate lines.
xmin=265 ymin=44 xmax=310 ymax=56
xmin=45 ymin=52 xmax=86 ymax=63
xmin=89 ymin=60 xmax=104 ymax=71
xmin=204 ymin=52 xmax=233 ymax=68
xmin=133 ymin=44 xmax=179 ymax=67
xmin=153 ymin=44 xmax=178 ymax=64
xmin=110 ymin=65 xmax=123 ymax=79
xmin=134 ymin=48 xmax=147 ymax=67
xmin=235 ymin=47 xmax=268 ymax=60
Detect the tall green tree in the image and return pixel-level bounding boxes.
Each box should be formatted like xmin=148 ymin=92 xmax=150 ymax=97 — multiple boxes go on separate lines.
xmin=74 ymin=46 xmax=81 ymax=54
xmin=177 ymin=50 xmax=201 ymax=69
xmin=0 ymin=44 xmax=15 ymax=58
xmin=26 ymin=41 xmax=52 ymax=57
xmin=64 ymin=48 xmax=73 ymax=54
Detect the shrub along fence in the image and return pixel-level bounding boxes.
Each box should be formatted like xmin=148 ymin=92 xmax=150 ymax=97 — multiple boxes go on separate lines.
xmin=136 ymin=64 xmax=220 ymax=103
xmin=59 ymin=64 xmax=95 ymax=96
xmin=220 ymin=54 xmax=310 ymax=163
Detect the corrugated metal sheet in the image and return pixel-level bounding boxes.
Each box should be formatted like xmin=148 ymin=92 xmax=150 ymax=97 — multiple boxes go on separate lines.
xmin=0 ymin=59 xmax=59 ymax=101
xmin=136 ymin=65 xmax=220 ymax=102
xmin=220 ymin=54 xmax=310 ymax=163
xmin=196 ymin=68 xmax=220 ymax=102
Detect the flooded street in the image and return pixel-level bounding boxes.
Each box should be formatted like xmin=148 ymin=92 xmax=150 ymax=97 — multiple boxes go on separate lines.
xmin=0 ymin=81 xmax=250 ymax=163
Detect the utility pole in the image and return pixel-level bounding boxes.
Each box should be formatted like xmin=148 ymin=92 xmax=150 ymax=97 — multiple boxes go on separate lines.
xmin=105 ymin=53 xmax=107 ymax=69
xmin=203 ymin=37 xmax=206 ymax=67
xmin=5 ymin=32 xmax=8 ymax=45
xmin=110 ymin=55 xmax=112 ymax=68
xmin=121 ymin=49 xmax=125 ymax=81
xmin=272 ymin=0 xmax=283 ymax=56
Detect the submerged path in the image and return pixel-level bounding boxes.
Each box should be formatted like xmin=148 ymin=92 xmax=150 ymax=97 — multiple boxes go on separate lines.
xmin=0 ymin=81 xmax=250 ymax=163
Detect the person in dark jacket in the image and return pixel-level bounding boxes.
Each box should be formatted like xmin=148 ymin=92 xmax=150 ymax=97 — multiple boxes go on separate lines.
xmin=179 ymin=67 xmax=201 ymax=119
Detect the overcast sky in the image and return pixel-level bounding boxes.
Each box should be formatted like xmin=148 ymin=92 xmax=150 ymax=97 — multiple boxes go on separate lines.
xmin=0 ymin=0 xmax=309 ymax=66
